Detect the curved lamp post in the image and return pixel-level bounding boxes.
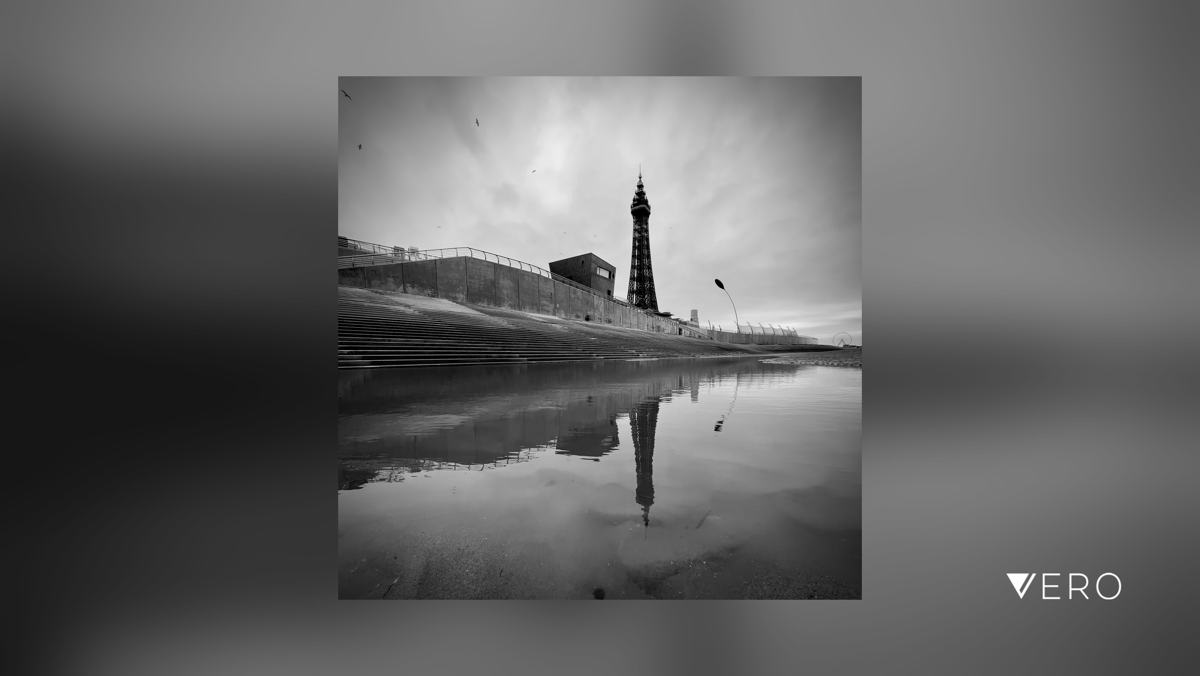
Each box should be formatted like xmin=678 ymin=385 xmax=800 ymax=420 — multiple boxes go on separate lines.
xmin=714 ymin=279 xmax=739 ymax=333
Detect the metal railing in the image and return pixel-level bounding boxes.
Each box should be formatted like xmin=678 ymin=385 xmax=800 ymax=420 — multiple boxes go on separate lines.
xmin=706 ymin=327 xmax=818 ymax=345
xmin=735 ymin=323 xmax=801 ymax=337
xmin=338 ymin=245 xmax=546 ymax=274
xmin=337 ymin=236 xmax=405 ymax=256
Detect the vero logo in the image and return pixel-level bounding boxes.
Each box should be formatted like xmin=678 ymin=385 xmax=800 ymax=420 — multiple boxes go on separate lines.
xmin=1007 ymin=573 xmax=1121 ymax=599
xmin=1007 ymin=573 xmax=1037 ymax=599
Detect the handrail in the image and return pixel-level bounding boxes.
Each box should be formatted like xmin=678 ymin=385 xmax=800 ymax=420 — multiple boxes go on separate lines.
xmin=735 ymin=323 xmax=799 ymax=337
xmin=338 ymin=246 xmax=554 ymax=276
xmin=337 ymin=236 xmax=405 ymax=256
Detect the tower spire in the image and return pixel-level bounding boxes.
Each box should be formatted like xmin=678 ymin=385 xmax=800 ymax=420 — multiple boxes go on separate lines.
xmin=626 ymin=171 xmax=658 ymax=311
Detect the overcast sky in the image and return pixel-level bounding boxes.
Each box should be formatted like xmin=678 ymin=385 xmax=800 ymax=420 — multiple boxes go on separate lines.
xmin=339 ymin=77 xmax=860 ymax=344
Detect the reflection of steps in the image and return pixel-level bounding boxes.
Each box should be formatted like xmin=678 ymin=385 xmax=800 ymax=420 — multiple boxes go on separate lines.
xmin=338 ymin=287 xmax=762 ymax=369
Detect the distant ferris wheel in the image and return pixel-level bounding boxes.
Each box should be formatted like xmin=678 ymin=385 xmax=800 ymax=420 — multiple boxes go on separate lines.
xmin=832 ymin=332 xmax=853 ymax=347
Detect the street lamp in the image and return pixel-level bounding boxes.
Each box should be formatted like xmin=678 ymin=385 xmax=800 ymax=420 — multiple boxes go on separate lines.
xmin=714 ymin=279 xmax=739 ymax=333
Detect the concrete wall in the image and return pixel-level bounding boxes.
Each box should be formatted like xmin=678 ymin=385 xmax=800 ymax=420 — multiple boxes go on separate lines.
xmin=435 ymin=258 xmax=467 ymax=302
xmin=339 ymin=256 xmax=810 ymax=344
xmin=338 ymin=262 xmax=405 ymax=291
xmin=363 ymin=263 xmax=402 ymax=292
xmin=517 ymin=270 xmax=541 ymax=314
xmin=404 ymin=260 xmax=438 ymax=297
xmin=339 ymin=266 xmax=366 ymax=287
xmin=569 ymin=285 xmax=586 ymax=320
xmin=465 ymin=257 xmax=496 ymax=306
xmin=496 ymin=266 xmax=520 ymax=311
xmin=538 ymin=277 xmax=555 ymax=315
xmin=551 ymin=280 xmax=568 ymax=318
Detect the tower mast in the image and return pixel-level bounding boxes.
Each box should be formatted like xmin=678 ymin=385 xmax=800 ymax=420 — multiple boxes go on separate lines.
xmin=626 ymin=171 xmax=659 ymax=311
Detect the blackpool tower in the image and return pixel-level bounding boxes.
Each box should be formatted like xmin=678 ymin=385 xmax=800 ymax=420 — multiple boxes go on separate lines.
xmin=630 ymin=398 xmax=660 ymax=528
xmin=625 ymin=172 xmax=659 ymax=311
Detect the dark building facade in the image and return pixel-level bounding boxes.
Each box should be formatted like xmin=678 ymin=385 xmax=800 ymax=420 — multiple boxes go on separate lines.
xmin=548 ymin=253 xmax=617 ymax=297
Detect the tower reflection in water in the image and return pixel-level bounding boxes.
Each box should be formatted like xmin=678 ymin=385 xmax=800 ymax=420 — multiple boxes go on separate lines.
xmin=629 ymin=397 xmax=660 ymax=528
xmin=340 ymin=361 xmax=766 ymax=508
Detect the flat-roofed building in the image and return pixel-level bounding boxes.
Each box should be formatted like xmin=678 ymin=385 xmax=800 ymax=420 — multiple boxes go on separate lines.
xmin=548 ymin=253 xmax=617 ymax=298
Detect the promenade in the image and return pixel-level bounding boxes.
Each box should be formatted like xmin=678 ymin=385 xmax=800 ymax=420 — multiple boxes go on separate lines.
xmin=339 ymin=285 xmax=841 ymax=369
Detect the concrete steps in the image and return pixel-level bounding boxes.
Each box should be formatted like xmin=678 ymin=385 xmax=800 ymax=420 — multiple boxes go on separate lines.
xmin=337 ymin=286 xmax=806 ymax=369
xmin=338 ymin=290 xmax=659 ymax=368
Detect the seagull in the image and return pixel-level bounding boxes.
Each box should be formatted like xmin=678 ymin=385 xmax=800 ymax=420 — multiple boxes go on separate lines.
xmin=475 ymin=118 xmax=479 ymax=126
xmin=341 ymin=90 xmax=351 ymax=101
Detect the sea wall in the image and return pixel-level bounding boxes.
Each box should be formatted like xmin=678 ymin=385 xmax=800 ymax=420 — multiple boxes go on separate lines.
xmin=339 ymin=256 xmax=806 ymax=344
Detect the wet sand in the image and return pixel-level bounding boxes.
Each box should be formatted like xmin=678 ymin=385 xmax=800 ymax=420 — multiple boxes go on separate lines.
xmin=339 ymin=516 xmax=861 ymax=600
xmin=761 ymin=347 xmax=861 ymax=368
xmin=339 ymin=358 xmax=861 ymax=599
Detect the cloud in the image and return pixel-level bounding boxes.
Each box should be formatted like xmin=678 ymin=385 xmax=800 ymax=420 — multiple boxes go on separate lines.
xmin=340 ymin=77 xmax=861 ymax=341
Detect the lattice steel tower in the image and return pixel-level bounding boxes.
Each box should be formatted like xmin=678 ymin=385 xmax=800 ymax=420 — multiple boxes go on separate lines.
xmin=630 ymin=398 xmax=659 ymax=528
xmin=626 ymin=172 xmax=659 ymax=311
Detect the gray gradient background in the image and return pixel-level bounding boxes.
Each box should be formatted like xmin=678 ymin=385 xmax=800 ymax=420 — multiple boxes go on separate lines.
xmin=8 ymin=1 xmax=1197 ymax=675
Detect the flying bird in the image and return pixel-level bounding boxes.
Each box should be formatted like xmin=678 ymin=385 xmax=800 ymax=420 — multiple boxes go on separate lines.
xmin=357 ymin=144 xmax=361 ymax=150
xmin=475 ymin=118 xmax=479 ymax=126
xmin=341 ymin=90 xmax=351 ymax=101
xmin=532 ymin=170 xmax=536 ymax=173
